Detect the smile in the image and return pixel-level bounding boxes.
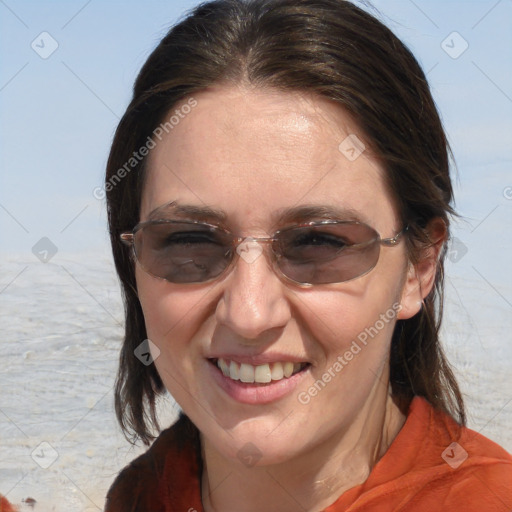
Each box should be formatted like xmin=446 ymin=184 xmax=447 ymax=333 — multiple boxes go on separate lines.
xmin=213 ymin=358 xmax=309 ymax=384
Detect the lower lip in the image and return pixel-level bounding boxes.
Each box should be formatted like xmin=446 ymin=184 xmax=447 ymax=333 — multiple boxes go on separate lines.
xmin=208 ymin=360 xmax=310 ymax=405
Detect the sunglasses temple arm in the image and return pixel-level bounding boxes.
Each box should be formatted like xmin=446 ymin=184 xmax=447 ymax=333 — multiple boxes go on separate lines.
xmin=381 ymin=226 xmax=408 ymax=246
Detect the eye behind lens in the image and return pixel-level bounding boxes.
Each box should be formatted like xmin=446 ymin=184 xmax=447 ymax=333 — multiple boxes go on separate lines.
xmin=275 ymin=224 xmax=382 ymax=285
xmin=136 ymin=225 xmax=234 ymax=283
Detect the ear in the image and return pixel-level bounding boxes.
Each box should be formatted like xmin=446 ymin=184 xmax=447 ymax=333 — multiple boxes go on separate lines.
xmin=397 ymin=218 xmax=447 ymax=320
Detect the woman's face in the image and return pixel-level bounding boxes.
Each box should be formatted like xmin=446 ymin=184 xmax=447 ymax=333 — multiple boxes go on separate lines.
xmin=136 ymin=85 xmax=421 ymax=464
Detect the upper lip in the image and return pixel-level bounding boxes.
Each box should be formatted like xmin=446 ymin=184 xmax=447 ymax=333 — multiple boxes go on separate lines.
xmin=207 ymin=353 xmax=310 ymax=366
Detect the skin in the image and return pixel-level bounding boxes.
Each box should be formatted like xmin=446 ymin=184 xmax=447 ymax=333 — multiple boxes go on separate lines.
xmin=136 ymin=84 xmax=442 ymax=511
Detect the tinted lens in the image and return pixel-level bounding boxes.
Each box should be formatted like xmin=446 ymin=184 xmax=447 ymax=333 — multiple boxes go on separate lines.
xmin=275 ymin=222 xmax=380 ymax=284
xmin=134 ymin=221 xmax=233 ymax=283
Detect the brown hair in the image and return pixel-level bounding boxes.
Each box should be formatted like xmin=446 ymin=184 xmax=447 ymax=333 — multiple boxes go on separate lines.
xmin=106 ymin=0 xmax=465 ymax=445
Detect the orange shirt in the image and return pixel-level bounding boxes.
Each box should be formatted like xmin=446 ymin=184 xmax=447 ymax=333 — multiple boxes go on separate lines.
xmin=0 ymin=496 xmax=17 ymax=512
xmin=105 ymin=396 xmax=512 ymax=511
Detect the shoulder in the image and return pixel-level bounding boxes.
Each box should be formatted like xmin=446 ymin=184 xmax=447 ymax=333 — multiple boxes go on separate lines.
xmin=435 ymin=406 xmax=512 ymax=508
xmin=104 ymin=414 xmax=200 ymax=512
xmin=421 ymin=396 xmax=512 ymax=470
xmin=393 ymin=396 xmax=512 ymax=510
xmin=347 ymin=397 xmax=512 ymax=511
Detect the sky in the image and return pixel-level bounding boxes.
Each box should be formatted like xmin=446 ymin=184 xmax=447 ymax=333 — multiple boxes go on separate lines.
xmin=0 ymin=0 xmax=511 ymax=288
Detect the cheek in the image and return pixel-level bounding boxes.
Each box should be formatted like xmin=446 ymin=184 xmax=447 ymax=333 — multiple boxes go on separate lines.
xmin=299 ymin=278 xmax=402 ymax=359
xmin=136 ymin=268 xmax=206 ymax=340
xmin=136 ymin=272 xmax=224 ymax=418
xmin=135 ymin=270 xmax=212 ymax=387
xmin=293 ymin=288 xmax=402 ymax=435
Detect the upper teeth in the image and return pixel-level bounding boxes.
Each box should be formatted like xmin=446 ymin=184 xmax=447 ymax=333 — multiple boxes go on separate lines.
xmin=216 ymin=358 xmax=305 ymax=383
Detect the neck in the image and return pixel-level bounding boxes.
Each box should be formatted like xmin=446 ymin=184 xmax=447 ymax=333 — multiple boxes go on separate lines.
xmin=200 ymin=380 xmax=406 ymax=512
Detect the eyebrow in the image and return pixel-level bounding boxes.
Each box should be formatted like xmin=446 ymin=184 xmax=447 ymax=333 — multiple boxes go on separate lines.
xmin=147 ymin=201 xmax=227 ymax=222
xmin=146 ymin=201 xmax=369 ymax=226
xmin=273 ymin=205 xmax=369 ymax=226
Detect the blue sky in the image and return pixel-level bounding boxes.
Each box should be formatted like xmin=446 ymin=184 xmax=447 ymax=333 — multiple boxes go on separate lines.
xmin=0 ymin=0 xmax=511 ymax=286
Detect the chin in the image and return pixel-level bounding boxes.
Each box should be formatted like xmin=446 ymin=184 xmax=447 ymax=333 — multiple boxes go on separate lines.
xmin=216 ymin=430 xmax=304 ymax=467
xmin=190 ymin=393 xmax=338 ymax=466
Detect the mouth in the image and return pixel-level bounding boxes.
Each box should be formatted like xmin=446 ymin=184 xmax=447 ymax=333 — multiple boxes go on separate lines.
xmin=209 ymin=358 xmax=310 ymax=385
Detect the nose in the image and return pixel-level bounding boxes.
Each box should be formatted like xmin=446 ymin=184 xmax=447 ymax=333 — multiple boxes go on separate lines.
xmin=215 ymin=243 xmax=292 ymax=341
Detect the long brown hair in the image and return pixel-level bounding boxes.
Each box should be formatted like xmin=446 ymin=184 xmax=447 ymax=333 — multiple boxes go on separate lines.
xmin=106 ymin=0 xmax=465 ymax=445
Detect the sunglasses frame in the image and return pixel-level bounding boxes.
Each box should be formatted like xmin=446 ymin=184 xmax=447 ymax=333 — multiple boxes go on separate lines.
xmin=120 ymin=219 xmax=408 ymax=287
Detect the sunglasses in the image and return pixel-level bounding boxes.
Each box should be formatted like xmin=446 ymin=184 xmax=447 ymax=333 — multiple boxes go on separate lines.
xmin=120 ymin=219 xmax=407 ymax=287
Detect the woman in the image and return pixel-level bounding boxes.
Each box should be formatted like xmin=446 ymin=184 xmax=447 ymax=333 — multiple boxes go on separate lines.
xmin=104 ymin=0 xmax=512 ymax=510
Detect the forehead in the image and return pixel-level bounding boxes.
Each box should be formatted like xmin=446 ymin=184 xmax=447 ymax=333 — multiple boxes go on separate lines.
xmin=142 ymin=85 xmax=398 ymax=232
